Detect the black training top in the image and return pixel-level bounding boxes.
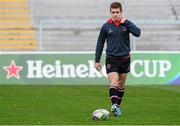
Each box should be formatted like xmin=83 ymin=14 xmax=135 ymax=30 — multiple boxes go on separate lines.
xmin=95 ymin=19 xmax=141 ymax=63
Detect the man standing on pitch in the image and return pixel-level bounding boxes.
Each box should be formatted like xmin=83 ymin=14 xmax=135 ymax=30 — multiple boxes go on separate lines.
xmin=95 ymin=2 xmax=141 ymax=116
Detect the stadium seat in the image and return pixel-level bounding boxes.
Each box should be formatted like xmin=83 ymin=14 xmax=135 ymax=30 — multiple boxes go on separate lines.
xmin=31 ymin=0 xmax=180 ymax=51
xmin=0 ymin=0 xmax=37 ymax=51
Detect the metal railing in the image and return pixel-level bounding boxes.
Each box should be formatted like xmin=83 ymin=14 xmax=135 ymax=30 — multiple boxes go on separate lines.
xmin=38 ymin=19 xmax=180 ymax=51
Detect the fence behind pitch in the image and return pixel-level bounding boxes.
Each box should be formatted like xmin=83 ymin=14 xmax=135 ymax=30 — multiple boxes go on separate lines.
xmin=38 ymin=19 xmax=180 ymax=51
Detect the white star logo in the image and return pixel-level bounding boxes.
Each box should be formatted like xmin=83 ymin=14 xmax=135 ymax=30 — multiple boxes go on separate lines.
xmin=3 ymin=60 xmax=23 ymax=79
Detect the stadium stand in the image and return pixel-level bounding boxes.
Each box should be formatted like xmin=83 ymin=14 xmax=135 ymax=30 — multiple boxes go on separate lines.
xmin=1 ymin=0 xmax=180 ymax=51
xmin=0 ymin=0 xmax=37 ymax=51
xmin=31 ymin=0 xmax=180 ymax=51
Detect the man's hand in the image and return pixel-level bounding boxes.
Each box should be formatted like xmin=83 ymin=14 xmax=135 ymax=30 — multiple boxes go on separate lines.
xmin=95 ymin=63 xmax=101 ymax=71
xmin=120 ymin=17 xmax=126 ymax=23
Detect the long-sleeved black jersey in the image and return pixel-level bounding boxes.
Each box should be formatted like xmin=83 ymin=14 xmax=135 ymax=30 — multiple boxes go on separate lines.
xmin=95 ymin=19 xmax=141 ymax=63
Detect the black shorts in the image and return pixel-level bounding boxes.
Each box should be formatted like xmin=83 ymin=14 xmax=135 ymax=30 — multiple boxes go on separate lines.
xmin=105 ymin=54 xmax=131 ymax=74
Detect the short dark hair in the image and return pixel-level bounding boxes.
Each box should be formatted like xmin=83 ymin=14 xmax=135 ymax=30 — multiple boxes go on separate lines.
xmin=110 ymin=2 xmax=122 ymax=12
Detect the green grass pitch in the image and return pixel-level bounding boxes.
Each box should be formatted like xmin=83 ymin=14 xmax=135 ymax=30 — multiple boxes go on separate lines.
xmin=0 ymin=85 xmax=180 ymax=125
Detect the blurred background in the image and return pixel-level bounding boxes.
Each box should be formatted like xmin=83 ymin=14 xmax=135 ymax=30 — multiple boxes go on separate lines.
xmin=0 ymin=1 xmax=180 ymax=124
xmin=0 ymin=0 xmax=180 ymax=52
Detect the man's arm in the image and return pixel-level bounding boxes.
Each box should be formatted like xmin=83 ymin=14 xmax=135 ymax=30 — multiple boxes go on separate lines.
xmin=95 ymin=24 xmax=107 ymax=71
xmin=122 ymin=18 xmax=141 ymax=37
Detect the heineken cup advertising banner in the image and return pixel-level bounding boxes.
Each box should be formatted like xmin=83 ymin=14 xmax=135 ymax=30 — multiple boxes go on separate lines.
xmin=0 ymin=51 xmax=179 ymax=85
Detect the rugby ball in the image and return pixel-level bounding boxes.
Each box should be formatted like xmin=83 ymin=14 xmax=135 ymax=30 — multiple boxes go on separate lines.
xmin=92 ymin=109 xmax=109 ymax=120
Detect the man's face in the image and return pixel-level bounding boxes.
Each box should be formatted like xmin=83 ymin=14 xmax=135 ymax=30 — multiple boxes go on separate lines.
xmin=110 ymin=8 xmax=122 ymax=20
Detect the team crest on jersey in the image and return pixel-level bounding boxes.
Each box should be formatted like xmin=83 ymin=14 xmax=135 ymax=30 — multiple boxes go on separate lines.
xmin=108 ymin=28 xmax=113 ymax=33
xmin=122 ymin=26 xmax=127 ymax=31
